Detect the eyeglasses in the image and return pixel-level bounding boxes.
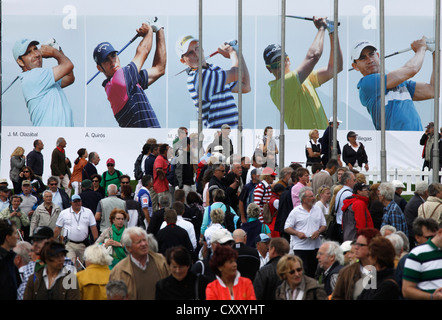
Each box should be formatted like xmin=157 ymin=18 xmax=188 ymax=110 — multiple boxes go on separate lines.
xmin=355 ymin=242 xmax=368 ymax=247
xmin=120 ymin=181 xmax=129 ymax=184
xmin=49 ymin=183 xmax=57 ymax=186
xmin=23 ymin=171 xmax=30 ymax=173
xmin=288 ymin=268 xmax=303 ymax=275
xmin=107 ymin=164 xmax=115 ymax=167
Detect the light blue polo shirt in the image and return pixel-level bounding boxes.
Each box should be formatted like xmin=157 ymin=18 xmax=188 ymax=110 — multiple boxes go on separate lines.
xmin=20 ymin=67 xmax=74 ymax=127
xmin=357 ymin=73 xmax=423 ymax=131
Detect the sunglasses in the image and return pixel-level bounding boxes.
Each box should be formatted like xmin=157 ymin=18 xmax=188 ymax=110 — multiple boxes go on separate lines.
xmin=107 ymin=164 xmax=115 ymax=167
xmin=288 ymin=268 xmax=303 ymax=275
xmin=23 ymin=171 xmax=30 ymax=173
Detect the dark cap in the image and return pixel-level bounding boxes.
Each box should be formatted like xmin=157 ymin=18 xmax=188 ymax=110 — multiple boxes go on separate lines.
xmin=426 ymin=122 xmax=434 ymax=129
xmin=31 ymin=226 xmax=54 ymax=240
xmin=272 ymin=183 xmax=285 ymax=193
xmin=347 ymin=131 xmax=357 ymax=139
xmin=81 ymin=179 xmax=92 ymax=189
xmin=353 ymin=182 xmax=370 ymax=194
xmin=263 ymin=44 xmax=286 ymax=66
xmin=93 ymin=42 xmax=118 ymax=65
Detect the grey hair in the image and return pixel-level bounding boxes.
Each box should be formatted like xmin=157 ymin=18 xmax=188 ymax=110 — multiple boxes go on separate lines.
xmin=42 ymin=190 xmax=53 ymax=198
xmin=13 ymin=241 xmax=32 ymax=265
xmin=247 ymin=203 xmax=261 ymax=219
xmin=386 ymin=233 xmax=404 ymax=257
xmin=394 ymin=231 xmax=410 ymax=252
xmin=121 ymin=227 xmax=148 ymax=248
xmin=380 ymin=224 xmax=397 ymax=235
xmin=83 ymin=243 xmax=113 ymax=266
xmin=56 ymin=137 xmax=65 ymax=146
xmin=340 ymin=172 xmax=355 ymax=186
xmin=415 ymin=181 xmax=429 ymax=195
xmin=428 ymin=183 xmax=442 ymax=197
xmin=210 ymin=208 xmax=225 ymax=224
xmin=159 ymin=195 xmax=171 ymax=208
xmin=322 ymin=241 xmax=345 ymax=265
xmin=106 ymin=280 xmax=128 ymax=299
xmin=299 ymin=186 xmax=313 ymax=203
xmin=378 ymin=182 xmax=395 ymax=201
xmin=107 ymin=184 xmax=118 ymax=195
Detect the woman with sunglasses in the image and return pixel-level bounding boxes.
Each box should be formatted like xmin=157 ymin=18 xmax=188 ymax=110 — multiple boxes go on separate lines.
xmin=275 ymin=254 xmax=327 ymax=300
xmin=18 ymin=166 xmax=45 ymax=196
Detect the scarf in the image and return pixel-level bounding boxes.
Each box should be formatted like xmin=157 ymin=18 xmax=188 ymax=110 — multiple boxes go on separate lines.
xmin=111 ymin=224 xmax=126 ymax=267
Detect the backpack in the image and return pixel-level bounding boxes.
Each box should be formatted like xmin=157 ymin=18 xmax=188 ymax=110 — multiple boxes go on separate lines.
xmin=208 ymin=203 xmax=241 ymax=233
xmin=133 ymin=153 xmax=144 ymax=180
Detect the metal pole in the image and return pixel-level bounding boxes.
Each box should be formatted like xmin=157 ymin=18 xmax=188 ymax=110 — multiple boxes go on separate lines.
xmin=432 ymin=0 xmax=441 ymax=182
xmin=279 ymin=0 xmax=286 ymax=169
xmin=380 ymin=0 xmax=387 ymax=182
xmin=331 ymin=0 xmax=339 ymax=164
xmin=237 ymin=0 xmax=243 ymax=160
xmin=198 ymin=0 xmax=203 ymax=155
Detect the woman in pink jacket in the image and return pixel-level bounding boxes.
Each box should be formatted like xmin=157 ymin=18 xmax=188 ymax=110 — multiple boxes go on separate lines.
xmin=206 ymin=245 xmax=256 ymax=300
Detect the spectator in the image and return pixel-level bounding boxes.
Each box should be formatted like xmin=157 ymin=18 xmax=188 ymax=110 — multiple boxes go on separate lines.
xmin=418 ymin=182 xmax=442 ymax=224
xmin=379 ymin=182 xmax=408 ymax=236
xmin=404 ymin=181 xmax=428 ymax=250
xmin=316 ymin=241 xmax=344 ymax=296
xmin=0 ymin=219 xmax=21 ymax=300
xmin=232 ymin=229 xmax=260 ymax=281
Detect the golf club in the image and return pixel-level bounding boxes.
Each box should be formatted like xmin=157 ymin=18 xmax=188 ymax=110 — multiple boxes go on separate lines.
xmin=286 ymin=15 xmax=340 ymax=26
xmin=348 ymin=47 xmax=413 ymax=71
xmin=2 ymin=75 xmax=19 ymax=96
xmin=87 ymin=17 xmax=158 ymax=85
xmin=175 ymin=51 xmax=219 ymax=76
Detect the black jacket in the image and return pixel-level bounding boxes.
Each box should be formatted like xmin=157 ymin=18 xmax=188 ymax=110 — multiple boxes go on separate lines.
xmin=253 ymin=256 xmax=283 ymax=300
xmin=0 ymin=247 xmax=21 ymax=300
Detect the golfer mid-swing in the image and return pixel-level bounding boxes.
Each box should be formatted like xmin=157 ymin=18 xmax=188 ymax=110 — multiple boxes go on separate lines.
xmin=93 ymin=21 xmax=166 ymax=128
xmin=351 ymin=37 xmax=436 ymax=131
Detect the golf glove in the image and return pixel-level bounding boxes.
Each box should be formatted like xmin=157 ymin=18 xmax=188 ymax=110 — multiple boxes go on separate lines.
xmin=146 ymin=16 xmax=163 ymax=32
xmin=425 ymin=37 xmax=435 ymax=53
xmin=326 ymin=19 xmax=335 ymax=34
xmin=45 ymin=38 xmax=61 ymax=51
xmin=225 ymin=39 xmax=239 ymax=52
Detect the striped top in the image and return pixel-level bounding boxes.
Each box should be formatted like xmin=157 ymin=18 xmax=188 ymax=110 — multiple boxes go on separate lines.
xmin=253 ymin=181 xmax=272 ymax=222
xmin=187 ymin=64 xmax=238 ymax=129
xmin=403 ymin=240 xmax=442 ymax=293
xmin=103 ymin=62 xmax=160 ymax=128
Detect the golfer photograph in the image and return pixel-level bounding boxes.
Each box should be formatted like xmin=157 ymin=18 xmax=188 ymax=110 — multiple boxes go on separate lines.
xmin=13 ymin=37 xmax=75 ymax=127
xmin=93 ymin=19 xmax=166 ymax=128
xmin=176 ymin=35 xmax=251 ymax=129
xmin=351 ymin=37 xmax=436 ymax=131
xmin=264 ymin=16 xmax=343 ymax=130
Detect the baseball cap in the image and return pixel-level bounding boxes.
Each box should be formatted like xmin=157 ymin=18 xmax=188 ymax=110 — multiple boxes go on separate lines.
xmin=93 ymin=42 xmax=118 ymax=65
xmin=255 ymin=233 xmax=271 ymax=243
xmin=13 ymin=38 xmax=40 ymax=61
xmin=328 ymin=116 xmax=342 ymax=124
xmin=0 ymin=186 xmax=9 ymax=192
xmin=221 ymin=124 xmax=231 ymax=130
xmin=350 ymin=40 xmax=377 ymax=62
xmin=211 ymin=229 xmax=234 ymax=245
xmin=71 ymin=194 xmax=81 ymax=201
xmin=0 ymin=179 xmax=8 ymax=185
xmin=340 ymin=240 xmax=352 ymax=253
xmin=263 ymin=44 xmax=286 ymax=66
xmin=262 ymin=167 xmax=277 ymax=177
xmin=176 ymin=35 xmax=198 ymax=58
xmin=106 ymin=158 xmax=116 ymax=165
xmin=30 ymin=226 xmax=54 ymax=240
xmin=347 ymin=131 xmax=357 ymax=139
xmin=426 ymin=122 xmax=435 ymax=129
xmin=353 ymin=182 xmax=370 ymax=194
xmin=392 ymin=180 xmax=405 ymax=189
xmin=22 ymin=180 xmax=31 ymax=186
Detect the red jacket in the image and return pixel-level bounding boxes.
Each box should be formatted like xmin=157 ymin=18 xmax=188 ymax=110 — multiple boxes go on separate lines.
xmin=206 ymin=273 xmax=256 ymax=300
xmin=341 ymin=194 xmax=374 ymax=231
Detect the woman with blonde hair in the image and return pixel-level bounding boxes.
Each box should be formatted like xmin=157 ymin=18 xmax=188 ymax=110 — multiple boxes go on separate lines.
xmin=10 ymin=146 xmax=26 ymax=194
xmin=275 ymin=254 xmax=327 ymax=300
xmin=315 ymin=185 xmax=332 ymax=219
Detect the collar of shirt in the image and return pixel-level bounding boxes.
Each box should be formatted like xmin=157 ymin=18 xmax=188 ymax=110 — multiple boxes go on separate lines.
xmin=130 ymin=254 xmax=149 ymax=271
xmin=42 ymin=266 xmax=71 ymax=289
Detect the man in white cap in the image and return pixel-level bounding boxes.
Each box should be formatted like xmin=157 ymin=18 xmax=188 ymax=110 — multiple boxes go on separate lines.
xmin=12 ymin=37 xmax=75 ymax=126
xmin=176 ymin=35 xmax=251 ymax=129
xmin=93 ymin=20 xmax=166 ymax=128
xmin=263 ymin=17 xmax=343 ymax=130
xmin=350 ymin=37 xmax=436 ymax=131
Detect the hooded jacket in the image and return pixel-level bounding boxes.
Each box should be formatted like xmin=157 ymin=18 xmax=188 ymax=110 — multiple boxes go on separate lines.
xmin=341 ymin=194 xmax=374 ymax=241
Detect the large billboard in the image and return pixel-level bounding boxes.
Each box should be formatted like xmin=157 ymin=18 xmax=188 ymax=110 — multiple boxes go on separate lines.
xmin=1 ymin=0 xmax=440 ymax=183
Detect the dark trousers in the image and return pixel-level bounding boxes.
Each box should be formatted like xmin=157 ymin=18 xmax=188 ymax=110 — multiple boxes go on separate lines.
xmin=294 ymin=249 xmax=319 ymax=278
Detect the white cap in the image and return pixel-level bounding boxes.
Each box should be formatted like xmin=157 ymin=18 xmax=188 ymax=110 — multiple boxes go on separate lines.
xmin=328 ymin=116 xmax=342 ymax=124
xmin=340 ymin=240 xmax=352 ymax=253
xmin=176 ymin=35 xmax=198 ymax=58
xmin=350 ymin=40 xmax=377 ymax=62
xmin=392 ymin=180 xmax=406 ymax=189
xmin=211 ymin=229 xmax=233 ymax=244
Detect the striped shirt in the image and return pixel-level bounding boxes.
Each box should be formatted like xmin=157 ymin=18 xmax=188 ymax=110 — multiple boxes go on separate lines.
xmin=253 ymin=181 xmax=272 ymax=222
xmin=381 ymin=201 xmax=408 ymax=236
xmin=403 ymin=240 xmax=442 ymax=293
xmin=187 ymin=64 xmax=238 ymax=128
xmin=103 ymin=62 xmax=160 ymax=128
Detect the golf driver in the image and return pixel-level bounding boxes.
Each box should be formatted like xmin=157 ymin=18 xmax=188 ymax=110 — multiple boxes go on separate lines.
xmin=286 ymin=15 xmax=340 ymax=26
xmin=87 ymin=17 xmax=158 ymax=85
xmin=175 ymin=40 xmax=238 ymax=76
xmin=348 ymin=46 xmax=414 ymax=71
